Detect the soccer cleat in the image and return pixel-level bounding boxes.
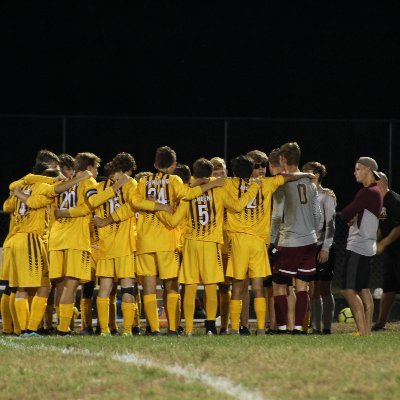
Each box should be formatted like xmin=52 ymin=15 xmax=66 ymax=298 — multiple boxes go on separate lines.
xmin=145 ymin=326 xmax=152 ymax=336
xmin=21 ymin=330 xmax=42 ymax=338
xmin=276 ymin=329 xmax=290 ymax=335
xmin=167 ymin=330 xmax=179 ymax=336
xmin=81 ymin=327 xmax=95 ymax=336
xmin=56 ymin=330 xmax=72 ymax=337
xmin=110 ymin=329 xmax=120 ymax=336
xmin=100 ymin=332 xmax=111 ymax=337
xmin=266 ymin=329 xmax=279 ymax=335
xmin=219 ymin=328 xmax=229 ymax=335
xmin=371 ymin=324 xmax=386 ymax=332
xmin=122 ymin=332 xmax=132 ymax=337
xmin=255 ymin=329 xmax=266 ymax=336
xmin=94 ymin=325 xmax=101 ymax=335
xmin=239 ymin=326 xmax=251 ymax=336
xmin=292 ymin=329 xmax=303 ymax=335
xmin=151 ymin=331 xmax=161 ymax=336
xmin=185 ymin=331 xmax=193 ymax=337
xmin=311 ymin=329 xmax=321 ymax=335
xmin=132 ymin=327 xmax=142 ymax=336
xmin=204 ymin=320 xmax=218 ymax=336
xmin=230 ymin=329 xmax=239 ymax=335
xmin=322 ymin=328 xmax=331 ymax=335
xmin=177 ymin=326 xmax=184 ymax=336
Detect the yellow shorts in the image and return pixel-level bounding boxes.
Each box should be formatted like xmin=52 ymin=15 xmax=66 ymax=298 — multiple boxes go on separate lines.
xmin=9 ymin=233 xmax=51 ymax=288
xmin=96 ymin=254 xmax=136 ymax=279
xmin=226 ymin=233 xmax=270 ymax=280
xmin=0 ymin=246 xmax=11 ymax=281
xmin=179 ymin=239 xmax=224 ymax=284
xmin=136 ymin=251 xmax=180 ymax=280
xmin=49 ymin=249 xmax=93 ymax=283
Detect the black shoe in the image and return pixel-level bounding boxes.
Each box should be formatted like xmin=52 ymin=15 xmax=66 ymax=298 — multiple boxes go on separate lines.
xmin=322 ymin=329 xmax=331 ymax=335
xmin=266 ymin=329 xmax=279 ymax=335
xmin=219 ymin=328 xmax=229 ymax=335
xmin=81 ymin=327 xmax=95 ymax=335
xmin=151 ymin=331 xmax=161 ymax=336
xmin=177 ymin=326 xmax=184 ymax=336
xmin=311 ymin=329 xmax=321 ymax=335
xmin=239 ymin=326 xmax=251 ymax=336
xmin=132 ymin=327 xmax=142 ymax=336
xmin=110 ymin=329 xmax=120 ymax=336
xmin=276 ymin=329 xmax=290 ymax=334
xmin=292 ymin=329 xmax=303 ymax=335
xmin=145 ymin=326 xmax=152 ymax=336
xmin=167 ymin=330 xmax=179 ymax=336
xmin=94 ymin=325 xmax=101 ymax=335
xmin=56 ymin=330 xmax=72 ymax=336
xmin=372 ymin=324 xmax=387 ymax=332
xmin=205 ymin=320 xmax=218 ymax=336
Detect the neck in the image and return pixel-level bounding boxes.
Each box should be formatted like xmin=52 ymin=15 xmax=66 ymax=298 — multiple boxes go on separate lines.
xmin=285 ymin=165 xmax=299 ymax=173
xmin=362 ymin=176 xmax=376 ymax=187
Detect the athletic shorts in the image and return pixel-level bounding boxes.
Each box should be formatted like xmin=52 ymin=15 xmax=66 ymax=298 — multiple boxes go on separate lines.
xmin=179 ymin=239 xmax=224 ymax=285
xmin=225 ymin=233 xmax=270 ymax=280
xmin=136 ymin=250 xmax=180 ymax=280
xmin=382 ymin=251 xmax=400 ymax=293
xmin=96 ymin=253 xmax=136 ymax=279
xmin=272 ymin=243 xmax=317 ymax=283
xmin=49 ymin=249 xmax=93 ymax=283
xmin=0 ymin=246 xmax=11 ymax=281
xmin=341 ymin=250 xmax=372 ymax=291
xmin=313 ymin=243 xmax=336 ymax=281
xmin=9 ymin=233 xmax=50 ymax=288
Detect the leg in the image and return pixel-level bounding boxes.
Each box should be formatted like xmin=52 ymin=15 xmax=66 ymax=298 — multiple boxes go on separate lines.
xmin=218 ymin=283 xmax=231 ymax=333
xmin=287 ymin=285 xmax=296 ymax=331
xmin=164 ymin=277 xmax=180 ymax=333
xmin=230 ymin=279 xmax=244 ymax=333
xmin=120 ymin=278 xmax=136 ymax=335
xmin=240 ymin=276 xmax=250 ymax=332
xmin=27 ymin=286 xmax=51 ymax=332
xmin=142 ymin=275 xmax=159 ymax=333
xmin=252 ymin=277 xmax=266 ymax=332
xmin=183 ymin=284 xmax=197 ymax=335
xmin=320 ymin=280 xmax=335 ymax=333
xmin=359 ymin=288 xmax=374 ymax=335
xmin=96 ymin=277 xmax=113 ymax=334
xmin=58 ymin=278 xmax=80 ymax=333
xmin=204 ymin=284 xmax=218 ymax=335
xmin=294 ymin=279 xmax=308 ymax=332
xmin=273 ymin=282 xmax=289 ymax=331
xmin=341 ymin=289 xmax=368 ymax=336
xmin=310 ymin=280 xmax=322 ymax=332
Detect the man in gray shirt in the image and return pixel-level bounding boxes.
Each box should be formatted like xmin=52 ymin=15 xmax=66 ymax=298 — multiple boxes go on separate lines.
xmin=270 ymin=142 xmax=321 ymax=334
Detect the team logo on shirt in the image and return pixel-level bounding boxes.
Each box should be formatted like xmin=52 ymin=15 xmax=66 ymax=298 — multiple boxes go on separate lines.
xmin=379 ymin=206 xmax=387 ymax=221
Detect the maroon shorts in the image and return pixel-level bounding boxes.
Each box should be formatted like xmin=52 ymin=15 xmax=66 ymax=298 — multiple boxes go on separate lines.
xmin=273 ymin=243 xmax=317 ymax=279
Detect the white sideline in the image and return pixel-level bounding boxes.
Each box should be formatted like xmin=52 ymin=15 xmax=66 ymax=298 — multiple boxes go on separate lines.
xmin=0 ymin=339 xmax=266 ymax=400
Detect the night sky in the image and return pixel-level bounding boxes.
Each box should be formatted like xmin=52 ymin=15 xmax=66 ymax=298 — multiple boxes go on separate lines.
xmin=1 ymin=5 xmax=400 ymax=208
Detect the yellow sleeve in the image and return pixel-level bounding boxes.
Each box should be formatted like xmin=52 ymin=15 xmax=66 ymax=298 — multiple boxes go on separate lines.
xmin=88 ymin=186 xmax=115 ymax=209
xmin=172 ymin=176 xmax=202 ymax=200
xmin=34 ymin=182 xmax=56 ymax=198
xmin=69 ymin=203 xmax=92 ymax=217
xmin=9 ymin=178 xmax=25 ymax=191
xmin=111 ymin=203 xmax=136 ymax=222
xmin=3 ymin=197 xmax=16 ymax=213
xmin=130 ymin=187 xmax=156 ymax=211
xmin=156 ymin=201 xmax=189 ymax=228
xmin=263 ymin=175 xmax=285 ymax=194
xmin=222 ymin=182 xmax=260 ymax=212
xmin=24 ymin=173 xmax=54 ymax=185
xmin=26 ymin=195 xmax=53 ymax=209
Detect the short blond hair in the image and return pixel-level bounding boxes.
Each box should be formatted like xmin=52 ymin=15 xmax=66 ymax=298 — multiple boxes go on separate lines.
xmin=210 ymin=157 xmax=226 ymax=170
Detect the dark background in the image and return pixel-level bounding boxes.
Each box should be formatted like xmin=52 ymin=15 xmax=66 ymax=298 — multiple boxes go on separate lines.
xmin=1 ymin=4 xmax=400 ymax=208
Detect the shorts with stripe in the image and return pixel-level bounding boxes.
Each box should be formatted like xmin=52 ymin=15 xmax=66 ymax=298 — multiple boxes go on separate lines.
xmin=49 ymin=249 xmax=93 ymax=283
xmin=226 ymin=233 xmax=270 ymax=280
xmin=9 ymin=233 xmax=50 ymax=288
xmin=341 ymin=250 xmax=372 ymax=291
xmin=179 ymin=239 xmax=224 ymax=284
xmin=136 ymin=250 xmax=180 ymax=280
xmin=0 ymin=246 xmax=12 ymax=281
xmin=272 ymin=243 xmax=317 ymax=282
xmin=96 ymin=254 xmax=136 ymax=279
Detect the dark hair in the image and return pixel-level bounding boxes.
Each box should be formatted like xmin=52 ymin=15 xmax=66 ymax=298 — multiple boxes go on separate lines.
xmin=268 ymin=148 xmax=280 ymax=167
xmin=42 ymin=168 xmax=61 ymax=178
xmin=193 ymin=158 xmax=213 ymax=179
xmin=59 ymin=154 xmax=75 ymax=170
xmin=74 ymin=152 xmax=101 ymax=172
xmin=279 ymin=142 xmax=301 ymax=166
xmin=134 ymin=171 xmax=153 ymax=182
xmin=35 ymin=149 xmax=60 ymax=165
xmin=103 ymin=161 xmax=115 ymax=178
xmin=231 ymin=155 xmax=254 ymax=179
xmin=302 ymin=161 xmax=327 ymax=183
xmin=112 ymin=152 xmax=137 ymax=173
xmin=246 ymin=149 xmax=268 ymax=163
xmin=155 ymin=146 xmax=176 ymax=169
xmin=174 ymin=163 xmax=192 ymax=184
xmin=32 ymin=162 xmax=51 ymax=175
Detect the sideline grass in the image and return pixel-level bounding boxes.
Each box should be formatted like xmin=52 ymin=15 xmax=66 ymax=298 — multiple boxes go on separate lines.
xmin=1 ymin=323 xmax=400 ymax=400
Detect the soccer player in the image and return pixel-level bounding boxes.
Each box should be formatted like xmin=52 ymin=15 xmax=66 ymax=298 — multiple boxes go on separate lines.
xmin=270 ymin=142 xmax=321 ymax=335
xmin=8 ymin=163 xmax=89 ymax=336
xmin=100 ymin=146 xmax=224 ymax=335
xmin=340 ymin=157 xmax=382 ymax=336
xmin=226 ymin=154 xmax=314 ymax=335
xmin=210 ymin=156 xmax=231 ymax=334
xmin=372 ymin=172 xmax=400 ymax=331
xmin=302 ymin=161 xmax=337 ymax=334
xmin=157 ymin=157 xmax=261 ymax=335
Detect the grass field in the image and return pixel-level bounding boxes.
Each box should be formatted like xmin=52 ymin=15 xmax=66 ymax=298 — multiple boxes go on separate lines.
xmin=1 ymin=322 xmax=400 ymax=400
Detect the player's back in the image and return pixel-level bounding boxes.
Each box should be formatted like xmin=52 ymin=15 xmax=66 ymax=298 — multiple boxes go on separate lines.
xmin=273 ymin=177 xmax=320 ymax=246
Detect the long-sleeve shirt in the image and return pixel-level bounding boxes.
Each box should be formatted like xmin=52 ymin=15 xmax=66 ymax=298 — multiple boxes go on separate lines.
xmin=317 ymin=188 xmax=336 ymax=251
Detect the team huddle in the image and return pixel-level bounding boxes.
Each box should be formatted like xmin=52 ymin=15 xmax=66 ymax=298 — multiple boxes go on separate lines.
xmin=0 ymin=142 xmax=386 ymax=337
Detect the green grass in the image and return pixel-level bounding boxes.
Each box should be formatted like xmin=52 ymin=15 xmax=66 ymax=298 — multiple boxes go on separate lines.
xmin=1 ymin=323 xmax=400 ymax=400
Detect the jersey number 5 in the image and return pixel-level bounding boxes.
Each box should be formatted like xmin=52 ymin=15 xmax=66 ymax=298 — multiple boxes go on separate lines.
xmin=198 ymin=204 xmax=210 ymax=225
